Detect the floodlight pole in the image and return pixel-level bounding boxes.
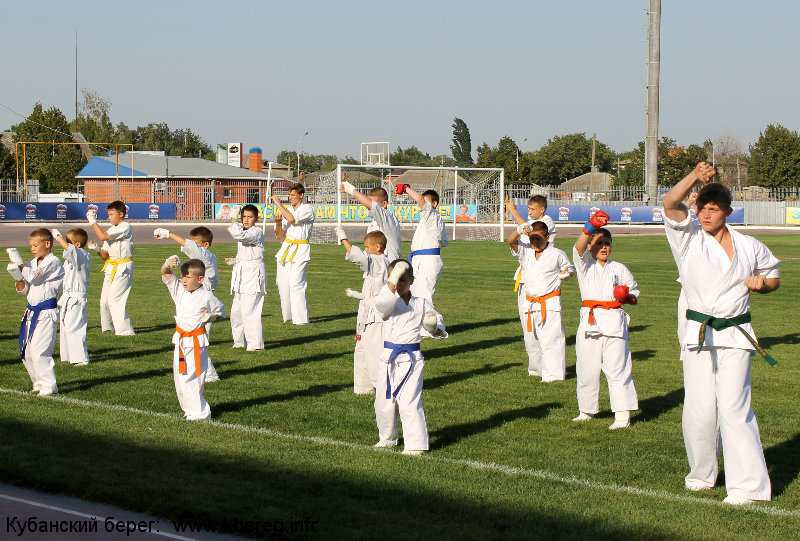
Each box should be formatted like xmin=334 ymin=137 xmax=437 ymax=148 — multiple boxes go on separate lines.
xmin=645 ymin=0 xmax=661 ymax=204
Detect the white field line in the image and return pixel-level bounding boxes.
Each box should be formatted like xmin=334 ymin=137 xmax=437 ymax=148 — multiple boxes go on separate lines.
xmin=2 ymin=386 xmax=799 ymax=519
xmin=0 ymin=493 xmax=198 ymax=541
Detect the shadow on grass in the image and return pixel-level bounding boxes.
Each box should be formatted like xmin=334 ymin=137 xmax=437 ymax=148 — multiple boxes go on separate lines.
xmin=446 ymin=317 xmax=520 ymax=334
xmin=760 ymin=333 xmax=800 ymax=348
xmin=266 ymin=329 xmax=355 ymax=350
xmin=0 ymin=417 xmax=679 ymax=541
xmin=628 ymin=325 xmax=651 ymax=333
xmin=634 ymin=388 xmax=684 ymax=424
xmin=309 ymin=312 xmax=354 ymax=324
xmin=214 ymin=383 xmax=352 ymax=415
xmin=632 ymin=349 xmax=657 ymax=362
xmin=425 ymin=335 xmax=519 ymax=360
xmin=220 ymin=350 xmax=349 ymax=379
xmin=766 ymin=432 xmax=800 ymax=497
xmin=427 ymin=363 xmax=517 ymax=391
xmin=58 ymin=367 xmax=170 ymax=393
xmin=432 ymin=402 xmax=561 ymax=450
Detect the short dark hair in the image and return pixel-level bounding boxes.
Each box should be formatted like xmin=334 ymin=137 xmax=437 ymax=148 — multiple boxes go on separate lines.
xmin=387 ymin=259 xmax=413 ymax=282
xmin=189 ymin=226 xmax=213 ymax=245
xmin=29 ymin=228 xmax=53 ymax=244
xmin=529 ymin=195 xmax=548 ymax=209
xmin=364 ymin=230 xmax=387 ymax=251
xmin=67 ymin=228 xmax=88 ymax=247
xmin=696 ymin=183 xmax=732 ymax=213
xmin=595 ymin=228 xmax=612 ymax=242
xmin=180 ymin=259 xmax=206 ymax=277
xmin=289 ymin=183 xmax=305 ymax=195
xmin=241 ymin=204 xmax=259 ymax=219
xmin=529 ymin=221 xmax=549 ymax=235
xmin=422 ymin=189 xmax=439 ymax=204
xmin=368 ymin=187 xmax=389 ymax=202
xmin=107 ymin=200 xmax=126 ymax=215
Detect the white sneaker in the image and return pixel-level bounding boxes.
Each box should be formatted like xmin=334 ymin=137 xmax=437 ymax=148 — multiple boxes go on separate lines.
xmin=402 ymin=449 xmax=425 ymax=456
xmin=572 ymin=413 xmax=594 ymax=422
xmin=723 ymin=495 xmax=754 ymax=506
xmin=608 ymin=420 xmax=630 ymax=430
xmin=374 ymin=439 xmax=398 ymax=448
xmin=71 ymin=361 xmax=89 ymax=367
xmin=206 ymin=374 xmax=220 ymax=383
xmin=685 ymin=480 xmax=712 ymax=492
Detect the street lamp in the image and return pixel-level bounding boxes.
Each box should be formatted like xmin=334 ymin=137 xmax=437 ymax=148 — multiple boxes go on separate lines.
xmin=516 ymin=137 xmax=528 ymax=173
xmin=296 ymin=129 xmax=311 ymax=177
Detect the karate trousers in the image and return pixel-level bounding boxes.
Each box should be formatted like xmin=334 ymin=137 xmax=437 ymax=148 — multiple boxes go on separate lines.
xmin=173 ymin=342 xmax=210 ymax=420
xmin=276 ymin=260 xmax=309 ymax=325
xmin=100 ymin=263 xmax=135 ymax=336
xmin=59 ymin=295 xmax=89 ymax=364
xmin=682 ymin=346 xmax=771 ymax=500
xmin=576 ymin=331 xmax=638 ymax=414
xmin=230 ymin=292 xmax=264 ymax=351
xmin=517 ymin=289 xmax=565 ymax=381
xmin=410 ymin=255 xmax=442 ymax=302
xmin=374 ymin=356 xmax=429 ymax=451
xmin=21 ymin=308 xmax=58 ymax=395
xmin=353 ymin=321 xmax=383 ymax=394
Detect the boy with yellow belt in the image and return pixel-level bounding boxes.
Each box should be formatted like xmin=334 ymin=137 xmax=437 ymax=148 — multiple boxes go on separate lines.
xmin=273 ymin=182 xmax=314 ymax=325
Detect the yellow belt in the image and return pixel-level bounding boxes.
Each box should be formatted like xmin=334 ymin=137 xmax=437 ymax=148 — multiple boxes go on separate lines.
xmin=102 ymin=257 xmax=132 ymax=282
xmin=513 ymin=266 xmax=522 ymax=292
xmin=279 ymin=239 xmax=309 ymax=265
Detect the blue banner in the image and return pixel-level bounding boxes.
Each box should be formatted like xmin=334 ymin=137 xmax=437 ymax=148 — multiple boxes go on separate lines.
xmin=0 ymin=202 xmax=177 ymax=221
xmin=517 ymin=204 xmax=744 ymax=225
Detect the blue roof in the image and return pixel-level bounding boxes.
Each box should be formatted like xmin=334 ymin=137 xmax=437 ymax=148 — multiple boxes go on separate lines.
xmin=77 ymin=157 xmax=148 ymax=177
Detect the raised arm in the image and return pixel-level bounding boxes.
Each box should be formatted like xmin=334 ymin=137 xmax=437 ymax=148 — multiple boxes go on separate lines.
xmin=341 ymin=181 xmax=374 ymax=208
xmin=271 ymin=194 xmax=296 ymax=225
xmin=402 ymin=184 xmax=425 ymax=208
xmin=663 ymin=162 xmax=716 ymax=222
xmin=574 ymin=210 xmax=609 ymax=257
xmin=504 ymin=197 xmax=527 ymax=226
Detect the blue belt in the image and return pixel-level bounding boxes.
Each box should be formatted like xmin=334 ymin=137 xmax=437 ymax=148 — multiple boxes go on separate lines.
xmin=408 ymin=248 xmax=440 ymax=263
xmin=383 ymin=341 xmax=421 ymax=399
xmin=19 ymin=298 xmax=58 ymax=358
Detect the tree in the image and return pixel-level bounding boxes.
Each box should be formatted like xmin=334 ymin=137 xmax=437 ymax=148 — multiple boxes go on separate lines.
xmin=616 ymin=137 xmax=707 ymax=187
xmin=12 ymin=103 xmax=85 ymax=192
xmin=391 ymin=146 xmax=434 ymax=167
xmin=528 ymin=133 xmax=615 ymax=185
xmin=0 ymin=142 xmax=15 ymax=179
xmin=450 ymin=117 xmax=473 ymax=165
xmin=476 ymin=136 xmax=522 ymax=182
xmin=70 ymin=89 xmax=115 ymax=147
xmin=749 ymin=124 xmax=800 ymax=188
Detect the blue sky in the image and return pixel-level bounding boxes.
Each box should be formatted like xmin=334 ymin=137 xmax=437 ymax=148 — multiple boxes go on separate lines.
xmin=2 ymin=0 xmax=798 ymax=160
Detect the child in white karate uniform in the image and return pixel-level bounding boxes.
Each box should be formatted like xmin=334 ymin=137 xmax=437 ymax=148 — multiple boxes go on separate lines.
xmin=88 ymin=200 xmax=135 ymax=336
xmin=273 ymin=183 xmax=314 ymax=325
xmin=8 ymin=229 xmax=64 ymax=395
xmin=341 ymin=182 xmax=402 ymax=261
xmin=154 ymin=226 xmax=222 ymax=381
xmin=372 ymin=259 xmax=447 ymax=455
xmin=572 ymin=212 xmax=639 ymax=430
xmin=161 ymin=257 xmax=224 ymax=420
xmin=227 ymin=204 xmax=266 ymax=351
xmin=395 ymin=183 xmax=446 ymax=302
xmin=507 ymin=220 xmax=573 ymax=382
xmin=337 ymin=228 xmax=390 ymax=395
xmin=52 ymin=228 xmax=90 ymax=365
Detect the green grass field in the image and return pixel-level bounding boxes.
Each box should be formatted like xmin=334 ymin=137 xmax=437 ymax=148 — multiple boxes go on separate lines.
xmin=1 ymin=235 xmax=799 ymax=540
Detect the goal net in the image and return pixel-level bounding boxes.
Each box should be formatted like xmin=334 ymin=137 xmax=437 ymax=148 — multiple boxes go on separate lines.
xmin=308 ymin=164 xmax=505 ymax=244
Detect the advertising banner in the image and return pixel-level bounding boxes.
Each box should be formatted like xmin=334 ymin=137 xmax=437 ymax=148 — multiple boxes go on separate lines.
xmin=0 ymin=202 xmax=177 ymax=221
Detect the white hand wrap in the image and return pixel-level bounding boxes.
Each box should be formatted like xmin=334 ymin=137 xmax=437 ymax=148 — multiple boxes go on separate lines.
xmin=6 ymin=248 xmax=23 ymax=266
xmin=388 ymin=260 xmax=410 ymax=286
xmin=345 ymin=288 xmax=364 ymax=300
xmin=341 ymin=180 xmax=356 ymax=195
xmin=336 ymin=226 xmax=348 ymax=244
xmin=50 ymin=228 xmax=62 ymax=239
xmin=422 ymin=310 xmax=439 ymax=334
xmin=224 ymin=257 xmax=236 ymax=267
xmin=86 ymin=210 xmax=97 ymax=224
xmin=161 ymin=255 xmax=180 ymax=273
xmin=6 ymin=263 xmax=23 ymax=282
xmin=153 ymin=228 xmax=170 ymax=240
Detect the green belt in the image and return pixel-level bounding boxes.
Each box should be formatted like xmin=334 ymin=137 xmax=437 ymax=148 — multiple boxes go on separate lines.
xmin=685 ymin=309 xmax=777 ymax=366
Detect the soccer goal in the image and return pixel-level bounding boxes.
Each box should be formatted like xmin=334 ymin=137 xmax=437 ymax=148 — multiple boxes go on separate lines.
xmin=309 ymin=164 xmax=505 ymax=244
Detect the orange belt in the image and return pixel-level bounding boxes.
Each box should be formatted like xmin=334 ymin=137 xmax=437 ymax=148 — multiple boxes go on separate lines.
xmin=175 ymin=325 xmax=206 ymax=377
xmin=581 ymin=300 xmax=622 ymax=326
xmin=526 ymin=289 xmax=561 ymax=331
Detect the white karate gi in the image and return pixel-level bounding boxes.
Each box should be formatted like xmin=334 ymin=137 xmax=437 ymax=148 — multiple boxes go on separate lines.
xmin=367 ymin=201 xmax=402 ymax=261
xmin=228 ymin=223 xmax=265 ymax=350
xmin=18 ymin=254 xmax=64 ymax=395
xmin=372 ymin=285 xmax=447 ymax=451
xmin=58 ymin=245 xmax=90 ymax=365
xmin=181 ymin=239 xmax=222 ymax=380
xmin=345 ymin=245 xmax=389 ymax=393
xmin=514 ymin=243 xmax=572 ymax=381
xmin=665 ymin=214 xmax=780 ymax=501
xmin=573 ymin=247 xmax=639 ymax=415
xmin=408 ymin=201 xmax=446 ymax=301
xmin=100 ymin=221 xmax=135 ymax=335
xmin=275 ymin=203 xmax=314 ymax=325
xmin=163 ymin=273 xmax=224 ymax=420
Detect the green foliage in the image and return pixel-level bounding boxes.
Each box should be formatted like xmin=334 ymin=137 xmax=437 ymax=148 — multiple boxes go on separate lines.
xmin=749 ymin=124 xmax=800 ymax=188
xmin=0 ymin=142 xmax=15 ymax=179
xmin=528 ymin=133 xmax=615 ymax=186
xmin=616 ymin=138 xmax=707 ymax=187
xmin=11 ymin=103 xmax=85 ymax=192
xmin=450 ymin=117 xmax=473 ymax=165
xmin=476 ymin=136 xmax=521 ymax=181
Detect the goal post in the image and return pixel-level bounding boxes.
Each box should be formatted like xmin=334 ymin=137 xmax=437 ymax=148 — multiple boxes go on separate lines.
xmin=308 ymin=163 xmax=505 ymax=244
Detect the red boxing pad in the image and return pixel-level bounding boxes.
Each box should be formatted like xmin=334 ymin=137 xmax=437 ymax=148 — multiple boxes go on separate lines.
xmin=589 ymin=210 xmax=610 ymax=229
xmin=613 ymin=285 xmax=630 ymax=303
xmin=394 ymin=183 xmax=408 ymax=195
